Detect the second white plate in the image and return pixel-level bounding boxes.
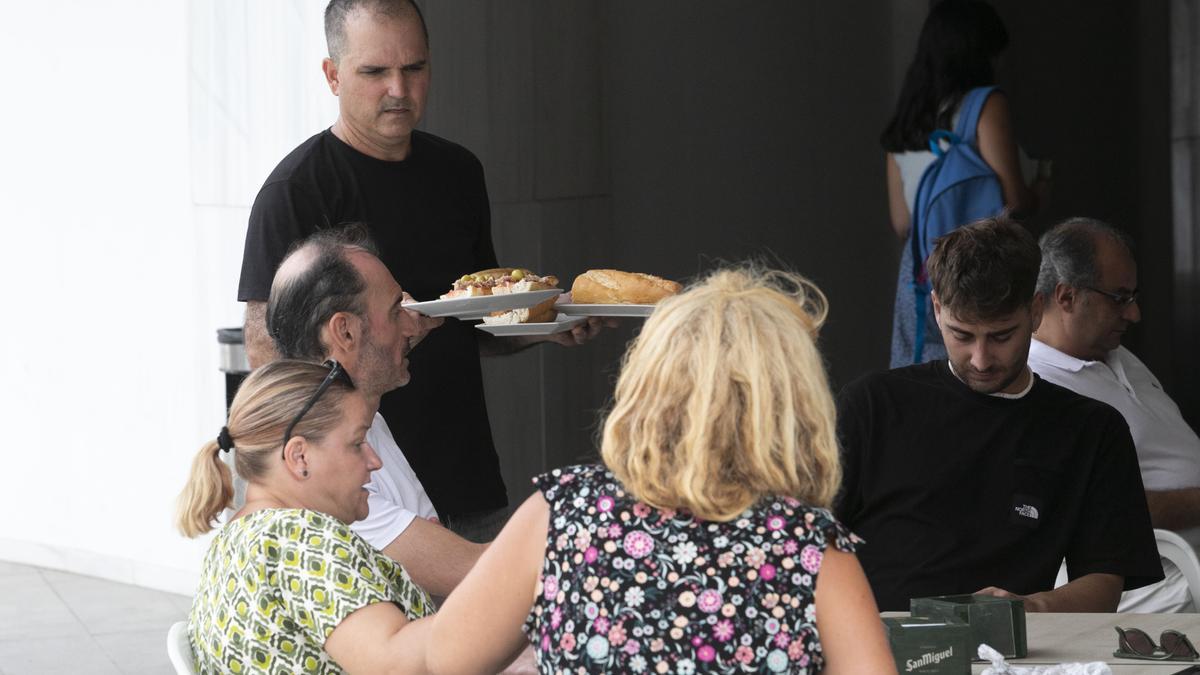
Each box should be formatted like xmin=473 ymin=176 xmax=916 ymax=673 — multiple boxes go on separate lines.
xmin=556 ymin=303 xmax=655 ymax=318
xmin=474 ymin=314 xmax=588 ymax=336
xmin=403 ymin=289 xmax=563 ymax=318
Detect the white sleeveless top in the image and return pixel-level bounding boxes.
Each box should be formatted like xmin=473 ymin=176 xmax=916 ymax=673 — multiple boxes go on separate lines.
xmin=890 ymin=104 xmax=1033 ymax=214
xmin=891 ymin=108 xmax=963 ymax=214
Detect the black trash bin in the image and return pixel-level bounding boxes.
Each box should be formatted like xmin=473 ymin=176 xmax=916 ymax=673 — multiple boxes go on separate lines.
xmin=217 ymin=327 xmax=250 ymax=510
xmin=217 ymin=327 xmax=250 ymax=415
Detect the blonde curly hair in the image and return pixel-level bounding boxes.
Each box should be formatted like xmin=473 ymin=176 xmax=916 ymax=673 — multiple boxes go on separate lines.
xmin=600 ymin=265 xmax=840 ymax=521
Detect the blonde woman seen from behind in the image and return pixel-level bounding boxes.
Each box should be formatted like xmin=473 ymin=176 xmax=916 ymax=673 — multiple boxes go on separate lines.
xmin=427 ymin=267 xmax=896 ymax=674
xmin=176 ymin=360 xmax=433 ymax=674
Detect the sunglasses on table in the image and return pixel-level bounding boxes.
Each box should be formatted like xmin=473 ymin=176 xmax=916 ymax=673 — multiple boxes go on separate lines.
xmin=281 ymin=359 xmax=354 ymax=459
xmin=1114 ymin=626 xmax=1200 ymax=662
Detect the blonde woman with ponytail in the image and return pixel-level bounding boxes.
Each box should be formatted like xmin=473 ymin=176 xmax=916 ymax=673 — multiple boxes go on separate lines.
xmin=425 ymin=267 xmax=896 ymax=674
xmin=177 ymin=360 xmax=434 ymax=674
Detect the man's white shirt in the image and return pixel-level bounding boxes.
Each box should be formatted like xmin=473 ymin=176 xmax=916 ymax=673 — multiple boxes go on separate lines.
xmin=1030 ymin=338 xmax=1200 ymax=611
xmin=1028 ymin=340 xmax=1200 ymax=496
xmin=350 ymin=413 xmax=439 ymax=550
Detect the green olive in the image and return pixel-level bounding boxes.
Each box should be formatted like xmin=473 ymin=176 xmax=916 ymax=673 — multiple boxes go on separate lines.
xmin=459 ymin=274 xmax=472 ymax=283
xmin=511 ymin=269 xmax=525 ymax=281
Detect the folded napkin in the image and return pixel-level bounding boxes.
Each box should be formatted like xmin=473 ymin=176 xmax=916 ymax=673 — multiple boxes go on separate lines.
xmin=978 ymin=645 xmax=1111 ymax=675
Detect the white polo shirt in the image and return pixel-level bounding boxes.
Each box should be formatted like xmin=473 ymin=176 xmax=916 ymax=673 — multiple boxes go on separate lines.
xmin=350 ymin=413 xmax=439 ymax=550
xmin=1030 ymin=339 xmax=1200 ymax=612
xmin=1028 ymin=340 xmax=1200 ymax=499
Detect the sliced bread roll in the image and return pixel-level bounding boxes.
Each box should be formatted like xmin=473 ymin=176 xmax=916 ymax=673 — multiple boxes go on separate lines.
xmin=481 ymin=296 xmax=559 ymax=324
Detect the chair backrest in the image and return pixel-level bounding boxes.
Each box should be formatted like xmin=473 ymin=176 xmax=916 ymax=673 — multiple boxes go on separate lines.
xmin=167 ymin=621 xmax=198 ymax=675
xmin=1154 ymin=528 xmax=1200 ymax=610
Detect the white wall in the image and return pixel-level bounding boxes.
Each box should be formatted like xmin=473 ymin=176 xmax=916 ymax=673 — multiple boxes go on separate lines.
xmin=0 ymin=0 xmax=334 ymax=594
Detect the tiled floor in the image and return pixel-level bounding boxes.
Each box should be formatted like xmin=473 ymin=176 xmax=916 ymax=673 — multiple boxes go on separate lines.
xmin=0 ymin=560 xmax=190 ymax=674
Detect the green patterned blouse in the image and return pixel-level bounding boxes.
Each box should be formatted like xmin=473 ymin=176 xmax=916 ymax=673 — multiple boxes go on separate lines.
xmin=188 ymin=508 xmax=432 ymax=674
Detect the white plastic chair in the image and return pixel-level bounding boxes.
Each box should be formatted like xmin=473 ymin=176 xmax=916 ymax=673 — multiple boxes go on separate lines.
xmin=167 ymin=621 xmax=197 ymax=675
xmin=1056 ymin=529 xmax=1200 ymax=611
xmin=1154 ymin=528 xmax=1200 ymax=611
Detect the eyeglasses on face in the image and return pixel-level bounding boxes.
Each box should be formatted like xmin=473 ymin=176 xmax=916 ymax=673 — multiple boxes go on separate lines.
xmin=1084 ymin=286 xmax=1139 ymax=307
xmin=1114 ymin=626 xmax=1200 ymax=662
xmin=281 ymin=359 xmax=353 ymax=459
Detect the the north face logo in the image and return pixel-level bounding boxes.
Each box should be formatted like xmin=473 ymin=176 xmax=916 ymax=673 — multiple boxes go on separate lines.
xmin=1014 ymin=504 xmax=1039 ymax=520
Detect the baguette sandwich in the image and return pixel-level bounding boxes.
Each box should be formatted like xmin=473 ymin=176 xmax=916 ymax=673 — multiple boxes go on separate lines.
xmin=570 ymin=269 xmax=681 ymax=304
xmin=442 ymin=268 xmax=563 ymax=325
xmin=441 ymin=268 xmax=559 ymax=299
xmin=480 ymin=300 xmax=559 ymax=325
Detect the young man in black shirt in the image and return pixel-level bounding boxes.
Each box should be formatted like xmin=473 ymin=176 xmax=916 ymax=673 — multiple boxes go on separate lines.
xmin=836 ymin=217 xmax=1162 ymax=612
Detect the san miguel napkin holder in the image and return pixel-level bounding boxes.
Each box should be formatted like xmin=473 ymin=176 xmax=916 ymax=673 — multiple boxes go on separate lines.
xmin=910 ymin=594 xmax=1028 ymax=659
xmin=882 ymin=616 xmax=972 ymax=674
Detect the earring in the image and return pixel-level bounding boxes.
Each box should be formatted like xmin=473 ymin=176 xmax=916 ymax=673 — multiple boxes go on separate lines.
xmin=302 ymin=470 xmax=309 ymax=477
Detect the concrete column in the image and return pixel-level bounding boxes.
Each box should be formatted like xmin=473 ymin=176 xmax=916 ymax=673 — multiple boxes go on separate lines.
xmin=421 ymin=1 xmax=614 ymax=502
xmin=1171 ymin=0 xmax=1200 ymax=426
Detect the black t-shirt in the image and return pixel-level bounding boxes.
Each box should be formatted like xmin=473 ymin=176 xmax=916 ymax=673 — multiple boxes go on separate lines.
xmin=238 ymin=129 xmax=505 ymax=518
xmin=835 ymin=360 xmax=1162 ymax=611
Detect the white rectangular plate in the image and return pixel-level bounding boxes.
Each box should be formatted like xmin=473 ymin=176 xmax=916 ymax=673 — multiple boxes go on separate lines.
xmin=556 ymin=303 xmax=655 ymax=318
xmin=474 ymin=313 xmax=587 ymax=336
xmin=403 ymin=289 xmax=563 ymax=318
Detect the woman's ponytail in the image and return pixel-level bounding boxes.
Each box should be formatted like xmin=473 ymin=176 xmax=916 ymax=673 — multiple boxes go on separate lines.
xmin=175 ymin=440 xmax=234 ymax=538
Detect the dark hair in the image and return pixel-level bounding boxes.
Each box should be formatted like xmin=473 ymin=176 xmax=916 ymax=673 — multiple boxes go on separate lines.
xmin=926 ymin=215 xmax=1040 ymax=321
xmin=881 ymin=0 xmax=1009 ymax=152
xmin=267 ymin=225 xmax=380 ymax=361
xmin=325 ymin=0 xmax=429 ymax=63
xmin=1037 ymin=217 xmax=1136 ymax=297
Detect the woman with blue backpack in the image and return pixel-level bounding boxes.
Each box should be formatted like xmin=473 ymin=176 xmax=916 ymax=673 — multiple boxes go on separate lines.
xmin=881 ymin=0 xmax=1047 ymax=367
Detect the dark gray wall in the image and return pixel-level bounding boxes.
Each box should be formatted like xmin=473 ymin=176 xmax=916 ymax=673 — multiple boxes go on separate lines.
xmin=601 ymin=2 xmax=897 ymax=393
xmin=1171 ymin=0 xmax=1200 ymax=429
xmin=420 ymin=1 xmax=1190 ymax=506
xmin=422 ymin=1 xmax=620 ymax=503
xmin=990 ymin=1 xmax=1183 ymax=420
xmin=421 ymin=1 xmax=900 ymax=504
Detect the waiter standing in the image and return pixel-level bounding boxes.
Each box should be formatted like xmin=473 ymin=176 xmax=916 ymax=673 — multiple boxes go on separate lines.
xmin=238 ymin=0 xmax=600 ymax=541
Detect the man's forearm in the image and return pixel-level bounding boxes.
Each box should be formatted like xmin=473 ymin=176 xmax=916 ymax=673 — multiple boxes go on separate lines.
xmin=381 ymin=517 xmax=488 ymax=598
xmin=476 ymin=331 xmax=541 ymax=357
xmin=244 ymin=301 xmax=279 ymax=369
xmin=477 ymin=316 xmax=610 ymax=357
xmin=1027 ymin=573 xmax=1123 ymax=612
xmin=976 ymin=573 xmax=1123 ymax=612
xmin=1145 ymin=488 xmax=1200 ymax=531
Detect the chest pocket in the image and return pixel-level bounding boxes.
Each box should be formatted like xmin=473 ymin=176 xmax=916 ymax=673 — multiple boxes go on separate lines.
xmin=1010 ymin=459 xmax=1063 ymax=529
xmin=408 ymin=201 xmax=480 ymax=273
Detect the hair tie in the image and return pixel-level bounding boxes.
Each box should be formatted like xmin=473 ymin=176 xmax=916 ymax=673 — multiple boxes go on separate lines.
xmin=217 ymin=426 xmax=234 ymax=453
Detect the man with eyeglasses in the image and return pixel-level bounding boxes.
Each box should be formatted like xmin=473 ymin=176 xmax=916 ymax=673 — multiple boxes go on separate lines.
xmin=836 ymin=216 xmax=1162 ymax=612
xmin=1031 ymin=216 xmax=1200 ymax=612
xmin=267 ymin=225 xmax=488 ymax=601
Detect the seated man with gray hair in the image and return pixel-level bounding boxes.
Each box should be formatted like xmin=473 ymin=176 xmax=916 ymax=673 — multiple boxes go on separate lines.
xmin=1031 ymin=216 xmax=1200 ymax=612
xmin=267 ymin=224 xmax=485 ymax=598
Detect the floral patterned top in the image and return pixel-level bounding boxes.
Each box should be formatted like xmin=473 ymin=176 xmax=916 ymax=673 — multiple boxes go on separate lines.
xmin=523 ymin=464 xmax=860 ymax=674
xmin=188 ymin=508 xmax=432 ymax=674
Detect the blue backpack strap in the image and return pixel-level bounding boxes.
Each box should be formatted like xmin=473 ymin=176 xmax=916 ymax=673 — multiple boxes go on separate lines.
xmin=911 ymin=233 xmax=929 ymax=364
xmin=953 ymin=86 xmax=998 ymax=145
xmin=927 ymin=129 xmax=960 ymax=157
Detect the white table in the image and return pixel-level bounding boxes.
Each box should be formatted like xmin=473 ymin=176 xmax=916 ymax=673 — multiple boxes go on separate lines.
xmin=888 ymin=612 xmax=1200 ymax=674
